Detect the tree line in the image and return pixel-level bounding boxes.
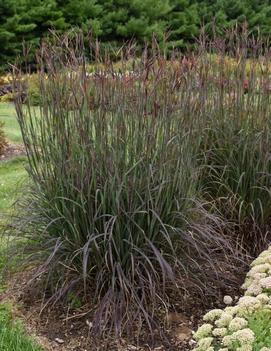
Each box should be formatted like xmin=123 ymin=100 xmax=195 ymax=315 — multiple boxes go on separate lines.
xmin=1 ymin=0 xmax=270 ymax=71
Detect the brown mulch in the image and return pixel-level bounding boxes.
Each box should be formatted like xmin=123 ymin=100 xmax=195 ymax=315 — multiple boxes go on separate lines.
xmin=0 ymin=143 xmax=25 ymax=160
xmin=0 ymin=268 xmax=243 ymax=351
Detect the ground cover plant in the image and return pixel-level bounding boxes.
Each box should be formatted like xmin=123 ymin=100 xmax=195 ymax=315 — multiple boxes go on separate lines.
xmin=192 ymin=245 xmax=271 ymax=351
xmin=8 ymin=27 xmax=271 ymax=345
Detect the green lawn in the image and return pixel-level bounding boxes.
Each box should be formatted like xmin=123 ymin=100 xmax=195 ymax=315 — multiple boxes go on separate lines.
xmin=0 ymin=103 xmax=22 ymax=144
xmin=0 ymin=103 xmax=42 ymax=351
xmin=0 ymin=156 xmax=27 ymax=212
xmin=0 ymin=157 xmax=26 ymax=291
xmin=0 ymin=102 xmax=26 ymax=212
xmin=0 ymin=303 xmax=42 ymax=351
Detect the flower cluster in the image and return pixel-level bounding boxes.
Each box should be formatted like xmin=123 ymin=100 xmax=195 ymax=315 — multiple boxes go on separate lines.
xmin=242 ymin=247 xmax=271 ymax=297
xmin=191 ymin=246 xmax=271 ymax=351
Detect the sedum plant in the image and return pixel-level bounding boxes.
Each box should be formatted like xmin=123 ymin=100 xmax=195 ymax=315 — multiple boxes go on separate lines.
xmin=192 ymin=246 xmax=271 ymax=351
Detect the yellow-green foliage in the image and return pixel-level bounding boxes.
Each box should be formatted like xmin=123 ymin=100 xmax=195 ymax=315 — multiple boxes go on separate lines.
xmin=86 ymin=58 xmax=141 ymax=73
xmin=26 ymin=74 xmax=40 ymax=106
xmin=0 ymin=92 xmax=14 ymax=102
xmin=0 ymin=73 xmax=40 ymax=105
xmin=209 ymin=54 xmax=271 ymax=77
xmin=0 ymin=75 xmax=13 ymax=102
xmin=192 ymin=246 xmax=271 ymax=351
xmin=0 ymin=74 xmax=12 ymax=85
xmin=0 ymin=77 xmax=5 ymax=86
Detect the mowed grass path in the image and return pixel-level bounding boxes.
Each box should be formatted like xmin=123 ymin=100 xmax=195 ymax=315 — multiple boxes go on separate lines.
xmin=0 ymin=103 xmax=26 ymax=212
xmin=0 ymin=303 xmax=43 ymax=351
xmin=0 ymin=103 xmax=22 ymax=144
xmin=0 ymin=157 xmax=26 ymax=212
xmin=0 ymin=103 xmax=42 ymax=351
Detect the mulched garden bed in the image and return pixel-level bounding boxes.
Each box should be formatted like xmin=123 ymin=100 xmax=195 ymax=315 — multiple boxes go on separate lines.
xmin=0 ymin=143 xmax=25 ymax=160
xmin=0 ymin=267 xmax=245 ymax=351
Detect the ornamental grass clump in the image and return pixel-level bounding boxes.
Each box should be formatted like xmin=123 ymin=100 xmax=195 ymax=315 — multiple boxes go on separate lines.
xmin=196 ymin=29 xmax=271 ymax=255
xmin=11 ymin=33 xmax=232 ymax=337
xmin=11 ymin=27 xmax=271 ymax=339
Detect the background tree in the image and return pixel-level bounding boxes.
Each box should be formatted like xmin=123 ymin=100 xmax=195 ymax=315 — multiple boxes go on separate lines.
xmin=0 ymin=0 xmax=271 ymax=71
